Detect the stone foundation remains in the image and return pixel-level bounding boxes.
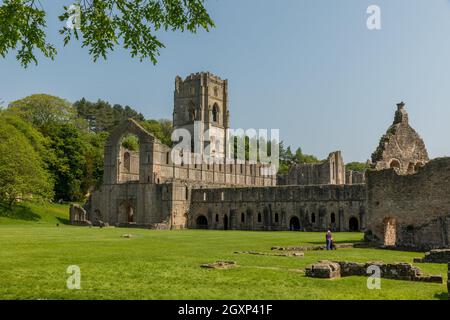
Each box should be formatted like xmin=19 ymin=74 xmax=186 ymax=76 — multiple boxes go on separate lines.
xmin=305 ymin=260 xmax=443 ymax=283
xmin=413 ymin=249 xmax=450 ymax=264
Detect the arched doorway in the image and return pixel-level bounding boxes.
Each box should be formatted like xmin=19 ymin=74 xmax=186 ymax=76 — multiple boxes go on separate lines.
xmin=119 ymin=201 xmax=134 ymax=223
xmin=349 ymin=217 xmax=359 ymax=231
xmin=223 ymin=214 xmax=229 ymax=230
xmin=196 ymin=215 xmax=208 ymax=229
xmin=289 ymin=216 xmax=301 ymax=231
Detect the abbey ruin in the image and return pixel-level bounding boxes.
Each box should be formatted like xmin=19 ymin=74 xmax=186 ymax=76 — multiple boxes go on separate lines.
xmin=75 ymin=72 xmax=450 ymax=251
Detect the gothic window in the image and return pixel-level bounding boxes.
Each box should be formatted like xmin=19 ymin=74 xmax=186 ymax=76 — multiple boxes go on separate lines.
xmin=311 ymin=212 xmax=316 ymax=223
xmin=258 ymin=213 xmax=262 ymax=223
xmin=241 ymin=213 xmax=245 ymax=223
xmin=212 ymin=104 xmax=219 ymax=122
xmin=275 ymin=213 xmax=279 ymax=223
xmin=331 ymin=212 xmax=336 ymax=223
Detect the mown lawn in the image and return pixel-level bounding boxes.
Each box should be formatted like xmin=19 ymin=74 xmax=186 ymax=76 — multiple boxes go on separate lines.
xmin=0 ymin=202 xmax=448 ymax=300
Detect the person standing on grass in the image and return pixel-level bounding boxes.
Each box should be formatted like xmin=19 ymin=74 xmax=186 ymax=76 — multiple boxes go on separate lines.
xmin=326 ymin=229 xmax=332 ymax=250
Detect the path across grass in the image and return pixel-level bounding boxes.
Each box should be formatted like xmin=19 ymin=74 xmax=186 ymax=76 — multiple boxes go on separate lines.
xmin=0 ymin=202 xmax=447 ymax=300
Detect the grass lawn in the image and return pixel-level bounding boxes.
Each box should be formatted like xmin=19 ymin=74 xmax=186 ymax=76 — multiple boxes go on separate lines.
xmin=0 ymin=202 xmax=448 ymax=300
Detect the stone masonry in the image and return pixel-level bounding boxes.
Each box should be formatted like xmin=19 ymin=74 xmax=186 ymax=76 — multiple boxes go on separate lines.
xmin=76 ymin=72 xmax=450 ymax=251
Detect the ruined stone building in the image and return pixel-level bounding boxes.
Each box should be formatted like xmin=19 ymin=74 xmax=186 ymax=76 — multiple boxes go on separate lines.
xmin=282 ymin=151 xmax=346 ymax=186
xmin=77 ymin=72 xmax=450 ymax=250
xmin=371 ymin=102 xmax=429 ymax=174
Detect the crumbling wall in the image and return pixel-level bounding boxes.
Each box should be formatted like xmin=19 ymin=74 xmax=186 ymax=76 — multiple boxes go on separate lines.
xmin=366 ymin=157 xmax=450 ymax=250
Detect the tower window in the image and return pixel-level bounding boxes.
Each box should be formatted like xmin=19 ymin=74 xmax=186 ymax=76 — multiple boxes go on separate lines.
xmin=212 ymin=104 xmax=219 ymax=122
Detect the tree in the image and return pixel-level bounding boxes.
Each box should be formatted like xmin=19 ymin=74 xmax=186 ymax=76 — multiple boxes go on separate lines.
xmin=8 ymin=94 xmax=75 ymax=132
xmin=346 ymin=162 xmax=369 ymax=172
xmin=46 ymin=123 xmax=88 ymax=202
xmin=74 ymin=98 xmax=145 ymax=133
xmin=140 ymin=118 xmax=172 ymax=146
xmin=0 ymin=0 xmax=214 ymax=67
xmin=0 ymin=115 xmax=53 ymax=207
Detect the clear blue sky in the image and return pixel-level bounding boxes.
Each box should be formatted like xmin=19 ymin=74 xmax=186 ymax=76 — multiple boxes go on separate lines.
xmin=2 ymin=0 xmax=450 ymax=163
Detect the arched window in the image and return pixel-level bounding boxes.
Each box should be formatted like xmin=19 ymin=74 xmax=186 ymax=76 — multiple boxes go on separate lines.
xmin=331 ymin=212 xmax=336 ymax=224
xmin=212 ymin=104 xmax=219 ymax=122
xmin=311 ymin=212 xmax=316 ymax=223
xmin=390 ymin=159 xmax=400 ymax=170
xmin=215 ymin=214 xmax=219 ymax=222
xmin=241 ymin=213 xmax=245 ymax=223
xmin=258 ymin=213 xmax=262 ymax=222
xmin=274 ymin=213 xmax=279 ymax=223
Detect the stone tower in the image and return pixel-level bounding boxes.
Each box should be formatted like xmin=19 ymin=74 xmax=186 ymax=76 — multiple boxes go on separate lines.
xmin=371 ymin=102 xmax=429 ymax=174
xmin=173 ymin=72 xmax=229 ymax=159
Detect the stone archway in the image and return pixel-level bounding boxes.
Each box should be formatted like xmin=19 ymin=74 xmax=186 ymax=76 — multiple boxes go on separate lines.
xmin=119 ymin=201 xmax=135 ymax=223
xmin=349 ymin=216 xmax=359 ymax=232
xmin=196 ymin=215 xmax=208 ymax=229
xmin=223 ymin=214 xmax=229 ymax=230
xmin=289 ymin=216 xmax=301 ymax=231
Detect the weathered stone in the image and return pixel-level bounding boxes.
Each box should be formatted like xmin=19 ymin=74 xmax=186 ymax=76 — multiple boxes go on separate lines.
xmin=307 ymin=260 xmax=442 ymax=283
xmin=414 ymin=249 xmax=450 ymax=264
xmin=234 ymin=251 xmax=304 ymax=257
xmin=201 ymin=261 xmax=237 ymax=269
xmin=69 ymin=204 xmax=91 ymax=226
xmin=305 ymin=261 xmax=341 ymax=279
xmin=272 ymin=243 xmax=355 ymax=251
xmin=75 ymin=71 xmax=450 ymax=254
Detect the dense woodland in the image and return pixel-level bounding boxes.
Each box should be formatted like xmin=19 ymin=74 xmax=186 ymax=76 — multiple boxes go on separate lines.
xmin=0 ymin=94 xmax=366 ymax=207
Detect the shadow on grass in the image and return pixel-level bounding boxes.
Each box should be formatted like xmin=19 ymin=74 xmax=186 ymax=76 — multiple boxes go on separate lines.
xmin=0 ymin=203 xmax=41 ymax=221
xmin=56 ymin=216 xmax=70 ymax=225
xmin=434 ymin=292 xmax=449 ymax=300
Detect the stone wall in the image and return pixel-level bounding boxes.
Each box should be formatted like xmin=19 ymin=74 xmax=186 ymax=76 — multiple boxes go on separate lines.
xmin=366 ymin=158 xmax=450 ymax=250
xmin=189 ymin=184 xmax=366 ymax=231
xmin=282 ymin=151 xmax=345 ymax=186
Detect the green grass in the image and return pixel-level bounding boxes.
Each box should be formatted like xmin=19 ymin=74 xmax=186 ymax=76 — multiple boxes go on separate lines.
xmin=0 ymin=202 xmax=448 ymax=300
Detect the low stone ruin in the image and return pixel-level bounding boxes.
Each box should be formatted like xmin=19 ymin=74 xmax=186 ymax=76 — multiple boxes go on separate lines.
xmin=201 ymin=261 xmax=237 ymax=269
xmin=234 ymin=251 xmax=304 ymax=257
xmin=305 ymin=260 xmax=443 ymax=283
xmin=69 ymin=204 xmax=92 ymax=226
xmin=305 ymin=261 xmax=341 ymax=279
xmin=413 ymin=249 xmax=450 ymax=264
xmin=272 ymin=243 xmax=355 ymax=251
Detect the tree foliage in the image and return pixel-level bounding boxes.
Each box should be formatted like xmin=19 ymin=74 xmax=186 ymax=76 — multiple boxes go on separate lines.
xmin=140 ymin=118 xmax=173 ymax=146
xmin=0 ymin=0 xmax=214 ymax=67
xmin=8 ymin=94 xmax=75 ymax=131
xmin=74 ymin=98 xmax=145 ymax=133
xmin=345 ymin=161 xmax=369 ymax=172
xmin=0 ymin=113 xmax=54 ymax=207
xmin=278 ymin=142 xmax=319 ymax=175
